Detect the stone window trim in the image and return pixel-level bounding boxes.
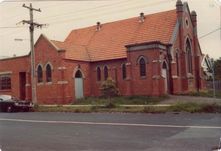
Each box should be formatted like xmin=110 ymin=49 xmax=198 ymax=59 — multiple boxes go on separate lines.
xmin=138 ymin=56 xmax=147 ymax=77
xmin=44 ymin=62 xmax=54 ymax=71
xmin=136 ymin=55 xmax=149 ymax=65
xmin=185 ymin=37 xmax=193 ymax=74
xmin=73 ymin=66 xmax=85 ymax=79
xmin=36 ymin=64 xmax=43 ymax=83
xmin=46 ymin=64 xmax=52 ymax=83
xmin=96 ymin=66 xmax=101 ymax=82
xmin=0 ymin=74 xmax=11 ymax=90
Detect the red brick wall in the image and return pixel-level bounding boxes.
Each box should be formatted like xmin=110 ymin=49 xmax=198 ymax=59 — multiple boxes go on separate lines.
xmin=127 ymin=48 xmax=165 ymax=96
xmin=0 ymin=56 xmax=30 ymax=99
xmin=90 ymin=59 xmax=129 ymax=97
xmin=34 ymin=36 xmax=66 ymax=104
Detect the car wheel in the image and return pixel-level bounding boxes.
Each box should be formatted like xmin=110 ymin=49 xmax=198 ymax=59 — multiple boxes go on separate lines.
xmin=7 ymin=106 xmax=13 ymax=113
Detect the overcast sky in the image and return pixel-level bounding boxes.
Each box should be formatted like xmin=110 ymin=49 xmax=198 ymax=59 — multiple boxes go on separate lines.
xmin=0 ymin=0 xmax=220 ymax=59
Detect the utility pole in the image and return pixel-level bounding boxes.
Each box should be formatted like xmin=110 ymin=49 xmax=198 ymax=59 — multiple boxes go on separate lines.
xmin=22 ymin=3 xmax=43 ymax=104
xmin=211 ymin=59 xmax=216 ymax=98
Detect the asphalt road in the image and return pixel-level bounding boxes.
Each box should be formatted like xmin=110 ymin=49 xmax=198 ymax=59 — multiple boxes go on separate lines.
xmin=0 ymin=112 xmax=220 ymax=151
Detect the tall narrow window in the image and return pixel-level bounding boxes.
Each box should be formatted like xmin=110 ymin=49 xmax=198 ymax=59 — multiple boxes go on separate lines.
xmin=176 ymin=52 xmax=179 ymax=76
xmin=122 ymin=63 xmax=126 ymax=79
xmin=97 ymin=67 xmax=101 ymax=81
xmin=0 ymin=74 xmax=11 ymax=90
xmin=104 ymin=66 xmax=108 ymax=80
xmin=37 ymin=65 xmax=43 ymax=83
xmin=46 ymin=64 xmax=52 ymax=82
xmin=139 ymin=58 xmax=146 ymax=77
xmin=186 ymin=39 xmax=192 ymax=73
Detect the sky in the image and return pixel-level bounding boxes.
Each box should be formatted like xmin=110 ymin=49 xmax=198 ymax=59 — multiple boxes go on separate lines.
xmin=0 ymin=0 xmax=221 ymax=59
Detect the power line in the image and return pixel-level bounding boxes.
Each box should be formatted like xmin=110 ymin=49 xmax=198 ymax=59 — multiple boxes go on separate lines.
xmin=47 ymin=0 xmax=172 ymax=25
xmin=37 ymin=0 xmax=130 ymax=21
xmin=0 ymin=26 xmax=27 ymax=28
xmin=0 ymin=2 xmax=73 ymax=24
xmin=3 ymin=0 xmax=109 ymax=2
xmin=199 ymin=27 xmax=221 ymax=39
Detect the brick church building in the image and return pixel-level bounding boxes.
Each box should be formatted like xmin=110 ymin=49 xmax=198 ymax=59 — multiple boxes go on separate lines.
xmin=0 ymin=0 xmax=207 ymax=104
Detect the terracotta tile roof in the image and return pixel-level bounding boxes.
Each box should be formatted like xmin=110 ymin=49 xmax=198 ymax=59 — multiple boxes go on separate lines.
xmin=51 ymin=9 xmax=177 ymax=62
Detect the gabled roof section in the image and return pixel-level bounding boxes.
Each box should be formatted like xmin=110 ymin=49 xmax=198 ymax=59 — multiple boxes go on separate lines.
xmin=52 ymin=9 xmax=177 ymax=62
xmin=35 ymin=34 xmax=65 ymax=52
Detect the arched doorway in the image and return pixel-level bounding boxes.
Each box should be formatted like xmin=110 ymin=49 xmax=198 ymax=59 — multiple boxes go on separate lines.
xmin=162 ymin=61 xmax=169 ymax=94
xmin=74 ymin=70 xmax=84 ymax=99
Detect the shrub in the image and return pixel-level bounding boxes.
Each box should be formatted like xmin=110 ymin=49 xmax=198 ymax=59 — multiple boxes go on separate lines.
xmin=100 ymin=77 xmax=120 ymax=98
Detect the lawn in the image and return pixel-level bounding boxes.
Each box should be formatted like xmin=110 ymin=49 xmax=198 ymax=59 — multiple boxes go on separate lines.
xmin=72 ymin=95 xmax=168 ymax=105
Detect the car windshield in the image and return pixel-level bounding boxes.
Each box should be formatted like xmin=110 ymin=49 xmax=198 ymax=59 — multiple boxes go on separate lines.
xmin=0 ymin=95 xmax=12 ymax=101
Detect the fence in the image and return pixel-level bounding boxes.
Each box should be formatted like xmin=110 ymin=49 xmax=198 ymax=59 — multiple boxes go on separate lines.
xmin=207 ymin=80 xmax=221 ymax=90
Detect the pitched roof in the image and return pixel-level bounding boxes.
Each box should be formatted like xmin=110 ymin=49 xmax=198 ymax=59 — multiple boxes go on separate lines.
xmin=51 ymin=9 xmax=177 ymax=62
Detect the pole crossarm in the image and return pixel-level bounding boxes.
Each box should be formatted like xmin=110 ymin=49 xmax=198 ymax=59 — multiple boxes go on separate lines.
xmin=22 ymin=20 xmax=45 ymax=28
xmin=23 ymin=4 xmax=41 ymax=12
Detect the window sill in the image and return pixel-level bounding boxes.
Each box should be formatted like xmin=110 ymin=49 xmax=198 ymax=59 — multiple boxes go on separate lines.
xmin=0 ymin=89 xmax=11 ymax=92
xmin=45 ymin=82 xmax=53 ymax=85
xmin=140 ymin=76 xmax=146 ymax=80
xmin=187 ymin=73 xmax=194 ymax=79
xmin=37 ymin=82 xmax=44 ymax=86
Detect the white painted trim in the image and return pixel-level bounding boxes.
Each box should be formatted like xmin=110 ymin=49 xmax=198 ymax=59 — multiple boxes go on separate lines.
xmin=37 ymin=82 xmax=44 ymax=86
xmin=0 ymin=71 xmax=12 ymax=75
xmin=25 ymin=84 xmax=31 ymax=87
xmin=45 ymin=82 xmax=53 ymax=85
xmin=172 ymin=75 xmax=179 ymax=79
xmin=152 ymin=75 xmax=160 ymax=79
xmin=152 ymin=60 xmax=160 ymax=63
xmin=58 ymin=66 xmax=66 ymax=70
xmin=57 ymin=81 xmax=68 ymax=84
xmin=45 ymin=62 xmax=54 ymax=70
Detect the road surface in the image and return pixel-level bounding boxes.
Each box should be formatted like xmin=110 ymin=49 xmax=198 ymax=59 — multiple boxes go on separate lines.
xmin=0 ymin=112 xmax=220 ymax=151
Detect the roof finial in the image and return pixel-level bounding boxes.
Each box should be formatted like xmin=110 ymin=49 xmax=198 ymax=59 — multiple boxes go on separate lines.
xmin=96 ymin=22 xmax=101 ymax=31
xmin=139 ymin=12 xmax=145 ymax=23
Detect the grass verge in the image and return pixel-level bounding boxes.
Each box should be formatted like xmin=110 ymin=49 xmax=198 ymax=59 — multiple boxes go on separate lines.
xmin=183 ymin=90 xmax=221 ymax=98
xmin=73 ymin=95 xmax=168 ymax=105
xmin=35 ymin=103 xmax=221 ymax=113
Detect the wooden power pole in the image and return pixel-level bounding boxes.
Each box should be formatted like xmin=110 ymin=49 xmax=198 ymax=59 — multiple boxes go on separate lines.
xmin=22 ymin=3 xmax=44 ymax=104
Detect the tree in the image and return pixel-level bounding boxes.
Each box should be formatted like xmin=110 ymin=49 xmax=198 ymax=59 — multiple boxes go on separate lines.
xmin=214 ymin=57 xmax=221 ymax=80
xmin=100 ymin=77 xmax=119 ymax=104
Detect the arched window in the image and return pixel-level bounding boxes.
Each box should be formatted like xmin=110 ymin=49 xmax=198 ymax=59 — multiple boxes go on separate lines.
xmin=46 ymin=64 xmax=52 ymax=82
xmin=104 ymin=66 xmax=108 ymax=80
xmin=75 ymin=70 xmax=83 ymax=78
xmin=122 ymin=63 xmax=126 ymax=79
xmin=186 ymin=39 xmax=192 ymax=73
xmin=162 ymin=61 xmax=167 ymax=69
xmin=139 ymin=58 xmax=146 ymax=77
xmin=97 ymin=67 xmax=101 ymax=81
xmin=176 ymin=51 xmax=179 ymax=76
xmin=37 ymin=65 xmax=43 ymax=83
